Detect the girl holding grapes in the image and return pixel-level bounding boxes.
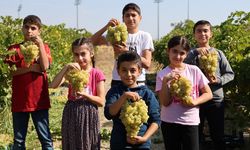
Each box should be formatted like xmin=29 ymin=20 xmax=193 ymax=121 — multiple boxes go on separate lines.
xmin=155 ymin=36 xmax=212 ymax=150
xmin=50 ymin=38 xmax=105 ymax=150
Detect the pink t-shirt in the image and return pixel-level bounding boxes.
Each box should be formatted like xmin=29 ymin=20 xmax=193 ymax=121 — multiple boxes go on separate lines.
xmin=68 ymin=68 xmax=105 ymax=100
xmin=155 ymin=64 xmax=209 ymax=125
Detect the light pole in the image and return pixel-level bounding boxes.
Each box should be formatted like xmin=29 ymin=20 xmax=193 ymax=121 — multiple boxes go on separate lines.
xmin=154 ymin=0 xmax=163 ymax=40
xmin=187 ymin=0 xmax=190 ymax=20
xmin=17 ymin=0 xmax=22 ymax=18
xmin=75 ymin=0 xmax=81 ymax=29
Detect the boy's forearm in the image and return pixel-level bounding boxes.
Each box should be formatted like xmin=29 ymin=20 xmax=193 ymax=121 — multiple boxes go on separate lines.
xmin=11 ymin=67 xmax=31 ymax=76
xmin=38 ymin=43 xmax=49 ymax=71
xmin=90 ymin=25 xmax=109 ymax=45
xmin=108 ymin=95 xmax=127 ymax=116
xmin=142 ymin=122 xmax=159 ymax=140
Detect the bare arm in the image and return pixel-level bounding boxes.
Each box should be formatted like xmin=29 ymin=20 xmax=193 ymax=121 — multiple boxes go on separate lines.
xmin=141 ymin=49 xmax=152 ymax=70
xmin=11 ymin=64 xmax=42 ymax=76
xmin=49 ymin=63 xmax=80 ymax=88
xmin=193 ymin=84 xmax=212 ymax=106
xmin=78 ymin=80 xmax=106 ymax=107
xmin=127 ymin=122 xmax=159 ymax=144
xmin=158 ymin=81 xmax=171 ymax=107
xmin=90 ymin=18 xmax=119 ymax=46
xmin=32 ymin=36 xmax=50 ymax=71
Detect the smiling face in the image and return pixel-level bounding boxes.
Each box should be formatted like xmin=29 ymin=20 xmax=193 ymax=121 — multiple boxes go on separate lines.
xmin=194 ymin=24 xmax=213 ymax=47
xmin=73 ymin=44 xmax=93 ymax=69
xmin=22 ymin=23 xmax=41 ymax=41
xmin=168 ymin=44 xmax=187 ymax=68
xmin=123 ymin=9 xmax=141 ymax=33
xmin=118 ymin=61 xmax=141 ymax=88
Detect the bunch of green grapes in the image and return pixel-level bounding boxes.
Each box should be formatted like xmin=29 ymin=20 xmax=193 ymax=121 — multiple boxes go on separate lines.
xmin=65 ymin=69 xmax=89 ymax=92
xmin=107 ymin=23 xmax=128 ymax=44
xmin=199 ymin=50 xmax=218 ymax=77
xmin=20 ymin=41 xmax=39 ymax=67
xmin=120 ymin=99 xmax=149 ymax=138
xmin=170 ymin=76 xmax=193 ymax=105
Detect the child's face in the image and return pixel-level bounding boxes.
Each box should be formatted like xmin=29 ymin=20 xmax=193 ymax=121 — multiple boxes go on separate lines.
xmin=118 ymin=61 xmax=141 ymax=87
xmin=168 ymin=45 xmax=187 ymax=67
xmin=194 ymin=24 xmax=212 ymax=46
xmin=123 ymin=9 xmax=141 ymax=32
xmin=22 ymin=23 xmax=41 ymax=41
xmin=73 ymin=45 xmax=93 ymax=69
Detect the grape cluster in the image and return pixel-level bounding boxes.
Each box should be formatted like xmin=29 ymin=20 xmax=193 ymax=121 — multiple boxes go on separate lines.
xmin=170 ymin=76 xmax=193 ymax=105
xmin=199 ymin=50 xmax=218 ymax=77
xmin=20 ymin=41 xmax=39 ymax=67
xmin=120 ymin=99 xmax=149 ymax=138
xmin=65 ymin=69 xmax=89 ymax=92
xmin=107 ymin=23 xmax=128 ymax=44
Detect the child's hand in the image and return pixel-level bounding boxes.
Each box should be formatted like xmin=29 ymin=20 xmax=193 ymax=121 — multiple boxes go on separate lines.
xmin=66 ymin=63 xmax=81 ymax=71
xmin=107 ymin=18 xmax=119 ymax=28
xmin=123 ymin=91 xmax=140 ymax=102
xmin=163 ymin=71 xmax=180 ymax=83
xmin=207 ymin=75 xmax=218 ymax=84
xmin=113 ymin=42 xmax=128 ymax=57
xmin=197 ymin=47 xmax=209 ymax=56
xmin=126 ymin=136 xmax=147 ymax=145
xmin=30 ymin=35 xmax=43 ymax=46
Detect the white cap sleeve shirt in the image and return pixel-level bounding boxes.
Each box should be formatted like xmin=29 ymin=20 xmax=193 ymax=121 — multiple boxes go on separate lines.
xmin=112 ymin=30 xmax=154 ymax=81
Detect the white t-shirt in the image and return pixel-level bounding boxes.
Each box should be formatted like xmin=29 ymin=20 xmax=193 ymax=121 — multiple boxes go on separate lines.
xmin=112 ymin=30 xmax=154 ymax=81
xmin=155 ymin=64 xmax=209 ymax=125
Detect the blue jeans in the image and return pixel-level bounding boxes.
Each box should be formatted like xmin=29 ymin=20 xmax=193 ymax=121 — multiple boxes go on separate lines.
xmin=12 ymin=109 xmax=53 ymax=150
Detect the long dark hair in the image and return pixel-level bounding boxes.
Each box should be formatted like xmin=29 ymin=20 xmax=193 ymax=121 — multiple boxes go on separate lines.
xmin=71 ymin=38 xmax=95 ymax=67
xmin=167 ymin=36 xmax=190 ymax=52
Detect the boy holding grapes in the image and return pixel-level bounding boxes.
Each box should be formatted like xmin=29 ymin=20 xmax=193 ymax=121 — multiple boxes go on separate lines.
xmin=91 ymin=3 xmax=154 ymax=87
xmin=185 ymin=20 xmax=234 ymax=150
xmin=104 ymin=51 xmax=160 ymax=150
xmin=5 ymin=15 xmax=53 ymax=149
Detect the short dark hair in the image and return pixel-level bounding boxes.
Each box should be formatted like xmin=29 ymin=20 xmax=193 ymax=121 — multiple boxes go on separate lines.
xmin=167 ymin=36 xmax=190 ymax=52
xmin=193 ymin=20 xmax=212 ymax=33
xmin=122 ymin=3 xmax=141 ymax=16
xmin=23 ymin=15 xmax=42 ymax=29
xmin=117 ymin=51 xmax=142 ymax=70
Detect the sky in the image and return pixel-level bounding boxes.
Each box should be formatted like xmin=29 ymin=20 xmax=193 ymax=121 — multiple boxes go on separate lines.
xmin=0 ymin=0 xmax=250 ymax=40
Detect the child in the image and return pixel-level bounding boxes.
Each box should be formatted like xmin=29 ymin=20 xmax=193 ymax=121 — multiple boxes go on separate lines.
xmin=49 ymin=38 xmax=105 ymax=150
xmin=104 ymin=51 xmax=160 ymax=150
xmin=91 ymin=3 xmax=154 ymax=87
xmin=155 ymin=36 xmax=213 ymax=150
xmin=185 ymin=20 xmax=234 ymax=150
xmin=5 ymin=15 xmax=53 ymax=149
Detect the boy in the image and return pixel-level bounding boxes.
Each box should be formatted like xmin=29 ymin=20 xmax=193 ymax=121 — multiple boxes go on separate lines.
xmin=185 ymin=20 xmax=234 ymax=150
xmin=104 ymin=51 xmax=160 ymax=149
xmin=91 ymin=3 xmax=154 ymax=87
xmin=5 ymin=15 xmax=53 ymax=149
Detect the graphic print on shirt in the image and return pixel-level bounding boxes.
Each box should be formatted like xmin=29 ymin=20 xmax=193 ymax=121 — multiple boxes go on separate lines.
xmin=128 ymin=41 xmax=137 ymax=53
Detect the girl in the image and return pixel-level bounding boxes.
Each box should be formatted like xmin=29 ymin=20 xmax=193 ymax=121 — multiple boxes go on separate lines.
xmin=50 ymin=38 xmax=105 ymax=150
xmin=104 ymin=51 xmax=160 ymax=150
xmin=155 ymin=36 xmax=212 ymax=150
